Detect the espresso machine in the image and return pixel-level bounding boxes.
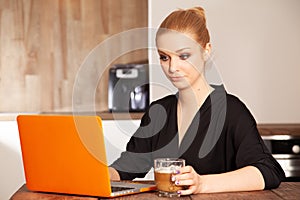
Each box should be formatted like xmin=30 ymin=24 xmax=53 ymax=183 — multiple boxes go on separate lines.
xmin=108 ymin=63 xmax=149 ymax=112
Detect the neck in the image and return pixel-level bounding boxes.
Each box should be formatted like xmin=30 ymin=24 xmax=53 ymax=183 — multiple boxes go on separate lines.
xmin=178 ymin=78 xmax=213 ymax=108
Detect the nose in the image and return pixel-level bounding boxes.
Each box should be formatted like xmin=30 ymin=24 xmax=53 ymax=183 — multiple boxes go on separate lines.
xmin=169 ymin=58 xmax=178 ymax=73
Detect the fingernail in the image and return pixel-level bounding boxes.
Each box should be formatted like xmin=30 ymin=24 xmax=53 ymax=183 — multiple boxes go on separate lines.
xmin=171 ymin=175 xmax=176 ymax=182
xmin=175 ymin=170 xmax=180 ymax=174
xmin=177 ymin=191 xmax=181 ymax=195
xmin=175 ymin=180 xmax=180 ymax=185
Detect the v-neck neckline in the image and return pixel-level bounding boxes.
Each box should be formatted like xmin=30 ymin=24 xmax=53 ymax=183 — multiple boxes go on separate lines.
xmin=174 ymin=84 xmax=223 ymax=148
xmin=175 ymin=91 xmax=209 ymax=147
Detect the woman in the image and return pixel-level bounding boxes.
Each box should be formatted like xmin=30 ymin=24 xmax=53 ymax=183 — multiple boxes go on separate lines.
xmin=109 ymin=6 xmax=285 ymax=194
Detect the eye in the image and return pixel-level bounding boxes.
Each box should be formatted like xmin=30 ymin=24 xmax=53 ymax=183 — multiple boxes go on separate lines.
xmin=179 ymin=53 xmax=190 ymax=60
xmin=159 ymin=54 xmax=169 ymax=61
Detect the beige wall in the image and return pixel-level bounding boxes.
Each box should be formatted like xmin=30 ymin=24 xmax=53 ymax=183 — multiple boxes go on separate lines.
xmin=149 ymin=0 xmax=300 ymax=123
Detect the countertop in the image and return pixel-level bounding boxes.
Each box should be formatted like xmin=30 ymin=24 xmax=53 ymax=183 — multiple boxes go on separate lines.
xmin=1 ymin=112 xmax=300 ymax=136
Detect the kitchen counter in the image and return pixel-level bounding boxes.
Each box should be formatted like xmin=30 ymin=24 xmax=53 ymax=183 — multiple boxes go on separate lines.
xmin=0 ymin=111 xmax=300 ymax=136
xmin=1 ymin=112 xmax=300 ymax=135
xmin=258 ymin=124 xmax=300 ymax=136
xmin=0 ymin=111 xmax=144 ymax=121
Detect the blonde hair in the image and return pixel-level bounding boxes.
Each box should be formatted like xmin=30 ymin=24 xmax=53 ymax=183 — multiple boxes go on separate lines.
xmin=157 ymin=7 xmax=210 ymax=48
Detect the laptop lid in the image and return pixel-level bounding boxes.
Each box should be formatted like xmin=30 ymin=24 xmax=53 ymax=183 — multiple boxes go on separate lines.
xmin=17 ymin=115 xmax=156 ymax=197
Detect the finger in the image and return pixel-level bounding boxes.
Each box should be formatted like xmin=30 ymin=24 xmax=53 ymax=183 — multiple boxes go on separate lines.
xmin=179 ymin=166 xmax=193 ymax=174
xmin=178 ymin=186 xmax=196 ymax=196
xmin=175 ymin=179 xmax=194 ymax=187
xmin=173 ymin=172 xmax=193 ymax=182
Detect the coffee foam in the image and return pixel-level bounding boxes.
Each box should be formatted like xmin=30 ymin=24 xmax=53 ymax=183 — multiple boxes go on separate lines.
xmin=155 ymin=166 xmax=181 ymax=173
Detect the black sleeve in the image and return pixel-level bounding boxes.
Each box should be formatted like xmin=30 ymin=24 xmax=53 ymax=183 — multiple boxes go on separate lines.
xmin=110 ymin=102 xmax=164 ymax=180
xmin=228 ymin=97 xmax=286 ymax=189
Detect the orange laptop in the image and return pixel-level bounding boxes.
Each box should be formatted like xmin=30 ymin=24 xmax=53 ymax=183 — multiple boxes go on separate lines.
xmin=17 ymin=115 xmax=156 ymax=197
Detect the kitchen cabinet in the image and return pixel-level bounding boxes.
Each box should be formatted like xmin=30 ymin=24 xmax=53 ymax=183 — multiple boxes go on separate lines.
xmin=0 ymin=0 xmax=148 ymax=113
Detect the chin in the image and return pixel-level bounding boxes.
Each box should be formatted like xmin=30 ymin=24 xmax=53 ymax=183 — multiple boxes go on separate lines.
xmin=172 ymin=82 xmax=191 ymax=91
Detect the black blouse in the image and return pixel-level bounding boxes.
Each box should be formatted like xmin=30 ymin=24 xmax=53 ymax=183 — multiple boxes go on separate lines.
xmin=110 ymin=85 xmax=285 ymax=189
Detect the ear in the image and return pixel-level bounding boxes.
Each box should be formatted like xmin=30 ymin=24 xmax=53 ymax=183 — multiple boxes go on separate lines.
xmin=203 ymin=43 xmax=212 ymax=61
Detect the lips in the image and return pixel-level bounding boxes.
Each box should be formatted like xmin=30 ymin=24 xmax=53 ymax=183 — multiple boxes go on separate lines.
xmin=169 ymin=75 xmax=184 ymax=81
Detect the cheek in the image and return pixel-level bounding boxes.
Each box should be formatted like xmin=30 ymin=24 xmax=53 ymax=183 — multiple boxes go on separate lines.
xmin=188 ymin=57 xmax=205 ymax=72
xmin=160 ymin=62 xmax=169 ymax=73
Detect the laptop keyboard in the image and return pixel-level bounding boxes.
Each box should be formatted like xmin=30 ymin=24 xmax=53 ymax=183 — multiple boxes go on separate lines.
xmin=111 ymin=186 xmax=135 ymax=193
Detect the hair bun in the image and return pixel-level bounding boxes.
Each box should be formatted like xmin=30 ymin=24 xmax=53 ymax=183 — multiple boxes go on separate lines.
xmin=157 ymin=6 xmax=210 ymax=48
xmin=188 ymin=7 xmax=207 ymax=24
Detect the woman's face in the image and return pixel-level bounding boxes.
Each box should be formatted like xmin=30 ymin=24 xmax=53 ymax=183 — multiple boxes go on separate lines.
xmin=156 ymin=31 xmax=209 ymax=91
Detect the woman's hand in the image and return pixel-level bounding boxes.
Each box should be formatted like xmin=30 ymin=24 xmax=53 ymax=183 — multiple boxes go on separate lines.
xmin=171 ymin=165 xmax=265 ymax=194
xmin=172 ymin=165 xmax=204 ymax=195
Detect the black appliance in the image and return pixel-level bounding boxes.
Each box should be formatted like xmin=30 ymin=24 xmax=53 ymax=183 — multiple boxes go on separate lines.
xmin=108 ymin=63 xmax=149 ymax=112
xmin=262 ymin=135 xmax=300 ymax=181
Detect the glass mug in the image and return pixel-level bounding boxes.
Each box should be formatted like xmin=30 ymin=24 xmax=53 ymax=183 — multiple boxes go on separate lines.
xmin=154 ymin=158 xmax=185 ymax=197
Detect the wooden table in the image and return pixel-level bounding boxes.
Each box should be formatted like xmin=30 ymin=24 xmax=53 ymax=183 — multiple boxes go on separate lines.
xmin=10 ymin=182 xmax=300 ymax=200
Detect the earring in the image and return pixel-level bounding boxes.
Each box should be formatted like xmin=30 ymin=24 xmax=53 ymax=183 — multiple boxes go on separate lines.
xmin=204 ymin=50 xmax=209 ymax=61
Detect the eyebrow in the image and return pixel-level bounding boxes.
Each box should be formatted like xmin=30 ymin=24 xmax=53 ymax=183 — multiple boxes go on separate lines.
xmin=175 ymin=47 xmax=191 ymax=53
xmin=158 ymin=47 xmax=191 ymax=55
